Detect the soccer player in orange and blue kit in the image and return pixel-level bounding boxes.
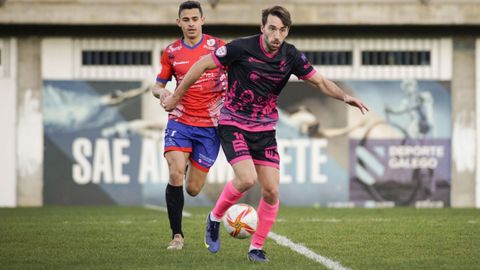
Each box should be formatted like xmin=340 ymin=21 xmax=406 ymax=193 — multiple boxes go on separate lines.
xmin=151 ymin=1 xmax=227 ymax=250
xmin=163 ymin=6 xmax=368 ymax=262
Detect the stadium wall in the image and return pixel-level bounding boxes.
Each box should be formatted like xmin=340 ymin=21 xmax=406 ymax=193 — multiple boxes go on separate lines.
xmin=0 ymin=38 xmax=17 ymax=207
xmin=451 ymin=38 xmax=477 ymax=207
xmin=36 ymin=36 xmax=459 ymax=207
xmin=1 ymin=0 xmax=479 ymax=207
xmin=477 ymin=38 xmax=480 ymax=208
xmin=16 ymin=37 xmax=43 ymax=207
xmin=1 ymin=0 xmax=480 ymax=25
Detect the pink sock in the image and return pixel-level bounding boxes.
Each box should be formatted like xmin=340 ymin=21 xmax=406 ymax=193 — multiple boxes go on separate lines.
xmin=211 ymin=181 xmax=244 ymax=220
xmin=251 ymin=198 xmax=279 ymax=250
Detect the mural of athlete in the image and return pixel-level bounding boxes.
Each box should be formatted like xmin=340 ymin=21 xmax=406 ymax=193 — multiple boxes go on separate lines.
xmin=385 ymin=79 xmax=435 ymax=139
xmin=288 ymin=105 xmax=367 ymax=137
xmin=151 ymin=1 xmax=227 ymax=250
xmin=163 ymin=6 xmax=368 ymax=262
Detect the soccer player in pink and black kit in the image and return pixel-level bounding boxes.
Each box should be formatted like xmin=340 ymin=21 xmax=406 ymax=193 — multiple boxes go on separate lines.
xmin=151 ymin=1 xmax=227 ymax=250
xmin=163 ymin=6 xmax=368 ymax=261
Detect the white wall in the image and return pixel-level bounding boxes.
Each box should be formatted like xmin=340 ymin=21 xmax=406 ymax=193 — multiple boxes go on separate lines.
xmin=42 ymin=37 xmax=163 ymax=80
xmin=0 ymin=38 xmax=17 ymax=207
xmin=289 ymin=37 xmax=452 ymax=80
xmin=476 ymin=38 xmax=480 ymax=208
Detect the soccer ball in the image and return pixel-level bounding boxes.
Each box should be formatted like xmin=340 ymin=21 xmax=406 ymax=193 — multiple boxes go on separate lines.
xmin=223 ymin=204 xmax=258 ymax=239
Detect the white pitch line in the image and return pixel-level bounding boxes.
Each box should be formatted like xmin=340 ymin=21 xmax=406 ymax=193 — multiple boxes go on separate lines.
xmin=268 ymin=232 xmax=350 ymax=270
xmin=143 ymin=204 xmax=192 ymax=217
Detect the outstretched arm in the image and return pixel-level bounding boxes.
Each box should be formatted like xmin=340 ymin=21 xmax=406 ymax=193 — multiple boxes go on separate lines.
xmin=385 ymin=102 xmax=408 ymax=115
xmin=101 ymin=82 xmax=151 ymax=106
xmin=306 ymin=72 xmax=369 ymax=114
xmin=162 ymin=54 xmax=218 ymax=111
xmin=317 ymin=118 xmax=368 ymax=138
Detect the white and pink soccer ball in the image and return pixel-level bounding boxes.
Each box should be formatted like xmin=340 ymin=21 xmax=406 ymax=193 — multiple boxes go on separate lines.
xmin=222 ymin=204 xmax=258 ymax=239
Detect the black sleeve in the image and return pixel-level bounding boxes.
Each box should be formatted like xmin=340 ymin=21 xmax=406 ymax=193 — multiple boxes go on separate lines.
xmin=212 ymin=39 xmax=244 ymax=68
xmin=291 ymin=47 xmax=315 ymax=80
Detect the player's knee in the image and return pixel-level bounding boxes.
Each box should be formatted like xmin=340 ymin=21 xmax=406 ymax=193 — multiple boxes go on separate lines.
xmin=186 ymin=186 xmax=200 ymax=197
xmin=262 ymin=187 xmax=279 ymax=202
xmin=233 ymin=170 xmax=257 ymax=191
xmin=239 ymin=179 xmax=256 ymax=191
xmin=169 ymin=169 xmax=185 ymax=185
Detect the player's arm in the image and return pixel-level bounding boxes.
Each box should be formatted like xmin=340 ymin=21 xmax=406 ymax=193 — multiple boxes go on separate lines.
xmin=163 ymin=54 xmax=218 ymax=111
xmin=317 ymin=118 xmax=367 ymax=138
xmin=306 ymin=72 xmax=369 ymax=114
xmin=385 ymin=100 xmax=409 ymax=114
xmin=151 ymin=82 xmax=172 ymax=103
xmin=153 ymin=48 xmax=175 ymax=104
xmin=151 ymin=82 xmax=166 ymax=98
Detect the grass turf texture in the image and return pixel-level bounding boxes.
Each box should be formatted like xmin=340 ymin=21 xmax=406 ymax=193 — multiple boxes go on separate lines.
xmin=1 ymin=207 xmax=479 ymax=269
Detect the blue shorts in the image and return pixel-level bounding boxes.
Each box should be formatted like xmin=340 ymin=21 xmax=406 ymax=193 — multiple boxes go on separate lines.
xmin=164 ymin=120 xmax=220 ymax=172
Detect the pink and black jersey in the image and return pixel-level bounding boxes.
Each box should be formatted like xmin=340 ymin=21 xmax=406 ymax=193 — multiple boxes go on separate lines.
xmin=157 ymin=34 xmax=227 ymax=127
xmin=211 ymin=34 xmax=315 ymax=132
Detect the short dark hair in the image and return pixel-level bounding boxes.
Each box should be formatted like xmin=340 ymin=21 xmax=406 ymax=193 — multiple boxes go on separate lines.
xmin=261 ymin=6 xmax=291 ymax=28
xmin=178 ymin=1 xmax=203 ymax=17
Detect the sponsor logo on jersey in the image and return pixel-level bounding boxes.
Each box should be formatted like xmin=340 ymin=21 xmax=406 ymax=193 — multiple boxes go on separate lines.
xmin=248 ymin=71 xmax=283 ymax=83
xmin=248 ymin=57 xmax=266 ymax=64
xmin=173 ymin=61 xmax=189 ymax=66
xmin=215 ymin=46 xmax=227 ymax=57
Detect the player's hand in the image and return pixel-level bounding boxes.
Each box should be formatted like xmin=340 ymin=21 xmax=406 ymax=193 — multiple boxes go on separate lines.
xmin=344 ymin=95 xmax=369 ymax=114
xmin=153 ymin=87 xmax=171 ymax=100
xmin=158 ymin=88 xmax=172 ymax=103
xmin=162 ymin=95 xmax=180 ymax=112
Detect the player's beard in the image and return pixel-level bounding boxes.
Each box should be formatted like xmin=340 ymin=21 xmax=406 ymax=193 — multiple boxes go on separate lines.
xmin=267 ymin=39 xmax=281 ymax=52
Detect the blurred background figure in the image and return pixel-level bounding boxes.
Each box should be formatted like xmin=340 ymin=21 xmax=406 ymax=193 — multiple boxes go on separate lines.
xmin=385 ymin=79 xmax=434 ymax=139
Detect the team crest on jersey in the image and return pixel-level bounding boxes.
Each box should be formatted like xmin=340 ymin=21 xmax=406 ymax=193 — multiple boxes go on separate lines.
xmin=207 ymin=39 xmax=216 ymax=47
xmin=215 ymin=46 xmax=227 ymax=57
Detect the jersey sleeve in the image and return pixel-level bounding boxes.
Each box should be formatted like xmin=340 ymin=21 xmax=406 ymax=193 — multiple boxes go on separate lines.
xmin=217 ymin=38 xmax=226 ymax=48
xmin=211 ymin=39 xmax=243 ymax=69
xmin=156 ymin=49 xmax=173 ymax=83
xmin=291 ymin=47 xmax=316 ymax=80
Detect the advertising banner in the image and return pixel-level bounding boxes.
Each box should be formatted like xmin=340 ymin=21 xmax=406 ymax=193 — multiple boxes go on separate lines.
xmin=343 ymin=80 xmax=451 ymax=206
xmin=43 ymin=79 xmax=451 ymax=206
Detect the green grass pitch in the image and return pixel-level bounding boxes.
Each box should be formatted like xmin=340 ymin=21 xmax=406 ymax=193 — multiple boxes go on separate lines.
xmin=1 ymin=207 xmax=479 ymax=269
